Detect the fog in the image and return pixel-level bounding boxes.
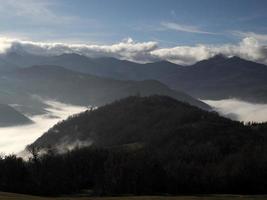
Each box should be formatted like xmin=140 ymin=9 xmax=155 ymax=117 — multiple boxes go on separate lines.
xmin=0 ymin=100 xmax=87 ymax=155
xmin=204 ymin=99 xmax=267 ymax=123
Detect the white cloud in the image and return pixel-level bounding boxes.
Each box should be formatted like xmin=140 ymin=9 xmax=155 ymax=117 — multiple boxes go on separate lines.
xmin=0 ymin=100 xmax=87 ymax=155
xmin=151 ymin=44 xmax=213 ymax=65
xmin=1 ymin=35 xmax=267 ymax=65
xmin=204 ymin=99 xmax=267 ymax=123
xmin=231 ymin=31 xmax=267 ymax=43
xmin=1 ymin=36 xmax=159 ymax=63
xmin=161 ymin=22 xmax=216 ymax=35
xmin=151 ymin=36 xmax=267 ymax=65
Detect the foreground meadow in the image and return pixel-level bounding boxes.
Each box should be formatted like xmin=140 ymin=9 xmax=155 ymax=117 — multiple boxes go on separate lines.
xmin=1 ymin=193 xmax=267 ymax=200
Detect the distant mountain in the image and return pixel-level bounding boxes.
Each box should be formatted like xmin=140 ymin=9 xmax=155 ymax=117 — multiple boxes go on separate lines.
xmin=1 ymin=52 xmax=181 ymax=81
xmin=51 ymin=54 xmax=267 ymax=103
xmin=8 ymin=65 xmax=210 ymax=111
xmin=2 ymin=51 xmax=267 ymax=102
xmin=163 ymin=55 xmax=267 ymax=102
xmin=0 ymin=104 xmax=32 ymax=126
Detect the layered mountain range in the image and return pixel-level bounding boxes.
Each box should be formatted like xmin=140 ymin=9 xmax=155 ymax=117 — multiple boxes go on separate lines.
xmin=0 ymin=52 xmax=213 ymax=126
xmin=1 ymin=51 xmax=266 ymax=126
xmin=1 ymin=52 xmax=266 ymax=103
xmin=1 ymin=52 xmax=267 ymax=194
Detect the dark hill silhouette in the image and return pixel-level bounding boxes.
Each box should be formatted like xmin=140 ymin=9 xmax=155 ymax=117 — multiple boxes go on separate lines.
xmin=25 ymin=95 xmax=267 ymax=195
xmin=31 ymin=95 xmax=261 ymax=152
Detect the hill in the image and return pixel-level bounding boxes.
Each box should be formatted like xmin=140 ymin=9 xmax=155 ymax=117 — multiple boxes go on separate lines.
xmin=26 ymin=95 xmax=267 ymax=195
xmin=0 ymin=96 xmax=266 ymax=195
xmin=0 ymin=104 xmax=32 ymax=126
xmin=8 ymin=65 xmax=210 ymax=110
xmin=31 ymin=95 xmax=236 ymax=149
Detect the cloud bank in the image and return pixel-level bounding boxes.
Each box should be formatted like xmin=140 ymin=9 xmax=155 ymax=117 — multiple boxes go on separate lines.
xmin=1 ymin=35 xmax=267 ymax=65
xmin=0 ymin=100 xmax=86 ymax=155
xmin=204 ymin=99 xmax=267 ymax=123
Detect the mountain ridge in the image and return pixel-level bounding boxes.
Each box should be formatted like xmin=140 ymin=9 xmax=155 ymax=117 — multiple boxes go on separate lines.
xmin=2 ymin=51 xmax=267 ymax=103
xmin=8 ymin=64 xmax=210 ymax=111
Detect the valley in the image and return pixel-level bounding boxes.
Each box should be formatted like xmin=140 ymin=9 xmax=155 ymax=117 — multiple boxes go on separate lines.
xmin=0 ymin=0 xmax=267 ymax=198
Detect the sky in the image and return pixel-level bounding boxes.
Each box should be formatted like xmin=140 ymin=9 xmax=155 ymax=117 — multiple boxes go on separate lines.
xmin=0 ymin=0 xmax=267 ymax=64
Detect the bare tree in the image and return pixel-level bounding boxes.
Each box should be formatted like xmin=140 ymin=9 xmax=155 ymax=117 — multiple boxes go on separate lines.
xmin=26 ymin=145 xmax=41 ymax=163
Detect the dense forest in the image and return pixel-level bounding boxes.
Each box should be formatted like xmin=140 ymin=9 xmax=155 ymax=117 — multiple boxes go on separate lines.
xmin=1 ymin=96 xmax=267 ymax=196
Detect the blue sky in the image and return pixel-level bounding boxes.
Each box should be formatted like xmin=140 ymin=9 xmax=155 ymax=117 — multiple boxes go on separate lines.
xmin=0 ymin=0 xmax=267 ymax=65
xmin=0 ymin=0 xmax=266 ymax=46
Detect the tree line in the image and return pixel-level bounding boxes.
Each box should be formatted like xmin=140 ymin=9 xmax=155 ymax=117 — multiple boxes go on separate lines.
xmin=1 ymin=136 xmax=267 ymax=197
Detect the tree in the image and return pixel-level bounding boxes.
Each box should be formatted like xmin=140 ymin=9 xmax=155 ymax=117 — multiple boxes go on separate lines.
xmin=26 ymin=145 xmax=41 ymax=163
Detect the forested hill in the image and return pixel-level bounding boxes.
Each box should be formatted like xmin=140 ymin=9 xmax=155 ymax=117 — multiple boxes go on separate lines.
xmin=32 ymin=95 xmax=236 ymax=149
xmin=32 ymin=95 xmax=267 ymax=152
xmin=25 ymin=95 xmax=267 ymax=195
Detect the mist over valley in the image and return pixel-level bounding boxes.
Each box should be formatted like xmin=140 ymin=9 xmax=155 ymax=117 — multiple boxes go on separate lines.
xmin=0 ymin=0 xmax=267 ymax=198
xmin=0 ymin=100 xmax=86 ymax=154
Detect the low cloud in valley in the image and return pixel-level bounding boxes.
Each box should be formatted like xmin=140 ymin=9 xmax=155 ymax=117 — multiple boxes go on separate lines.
xmin=204 ymin=99 xmax=267 ymax=123
xmin=0 ymin=100 xmax=86 ymax=155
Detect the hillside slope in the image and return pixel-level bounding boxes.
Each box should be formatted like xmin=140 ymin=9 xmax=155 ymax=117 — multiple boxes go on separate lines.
xmin=164 ymin=55 xmax=267 ymax=101
xmin=32 ymin=95 xmax=263 ymax=151
xmin=0 ymin=104 xmax=32 ymax=126
xmin=3 ymin=52 xmax=267 ymax=102
xmin=29 ymin=96 xmax=267 ymax=194
xmin=9 ymin=65 xmax=210 ymax=110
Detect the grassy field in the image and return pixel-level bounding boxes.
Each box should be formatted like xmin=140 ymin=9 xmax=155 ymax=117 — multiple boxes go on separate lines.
xmin=1 ymin=193 xmax=267 ymax=200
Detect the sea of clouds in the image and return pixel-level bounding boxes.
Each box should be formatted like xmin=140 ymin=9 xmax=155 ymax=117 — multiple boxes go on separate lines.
xmin=0 ymin=100 xmax=87 ymax=155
